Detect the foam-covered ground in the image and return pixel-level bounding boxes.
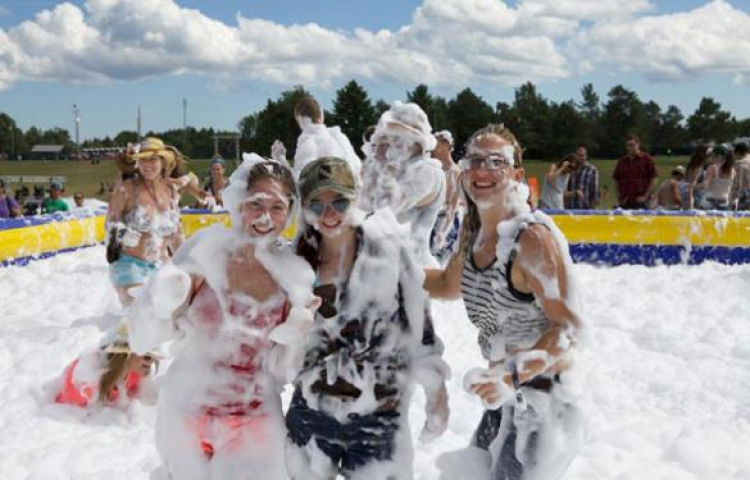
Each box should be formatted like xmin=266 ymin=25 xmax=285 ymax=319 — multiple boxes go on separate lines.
xmin=1 ymin=246 xmax=749 ymax=479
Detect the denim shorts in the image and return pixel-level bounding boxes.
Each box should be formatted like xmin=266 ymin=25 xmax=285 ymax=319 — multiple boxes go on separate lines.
xmin=109 ymin=254 xmax=159 ymax=287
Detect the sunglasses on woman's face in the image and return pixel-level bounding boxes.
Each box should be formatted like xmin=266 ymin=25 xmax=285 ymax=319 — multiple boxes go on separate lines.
xmin=306 ymin=197 xmax=351 ymax=216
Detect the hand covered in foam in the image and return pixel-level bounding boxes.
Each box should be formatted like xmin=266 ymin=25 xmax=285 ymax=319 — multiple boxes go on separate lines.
xmin=128 ymin=264 xmax=192 ymax=353
xmin=202 ymin=195 xmax=217 ymax=212
xmin=464 ymin=366 xmax=514 ymax=410
xmin=268 ymin=306 xmax=315 ymax=346
xmin=120 ymin=228 xmax=142 ymax=248
xmin=421 ymin=384 xmax=450 ymax=443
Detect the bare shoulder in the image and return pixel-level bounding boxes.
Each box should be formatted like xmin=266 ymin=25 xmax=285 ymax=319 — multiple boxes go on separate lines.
xmin=517 ymin=223 xmax=560 ymax=264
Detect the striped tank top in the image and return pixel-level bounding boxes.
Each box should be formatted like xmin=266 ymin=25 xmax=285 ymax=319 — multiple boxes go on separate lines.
xmin=461 ymin=225 xmax=551 ymax=360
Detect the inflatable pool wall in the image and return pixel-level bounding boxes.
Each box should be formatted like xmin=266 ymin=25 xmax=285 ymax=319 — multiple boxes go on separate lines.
xmin=2 ymin=209 xmax=749 ymax=267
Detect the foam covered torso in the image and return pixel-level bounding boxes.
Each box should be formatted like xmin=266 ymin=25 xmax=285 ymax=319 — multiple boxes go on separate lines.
xmin=461 ymin=216 xmax=551 ymax=361
xmin=180 ymin=283 xmax=288 ymax=416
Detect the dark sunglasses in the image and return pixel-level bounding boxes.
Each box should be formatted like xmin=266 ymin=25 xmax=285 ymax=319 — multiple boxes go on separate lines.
xmin=306 ymin=197 xmax=351 ymax=216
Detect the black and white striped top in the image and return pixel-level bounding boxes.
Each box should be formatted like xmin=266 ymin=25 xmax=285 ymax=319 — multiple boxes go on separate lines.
xmin=461 ymin=227 xmax=551 ymax=360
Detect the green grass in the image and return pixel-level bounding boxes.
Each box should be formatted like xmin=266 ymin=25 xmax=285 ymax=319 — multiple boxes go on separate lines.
xmin=524 ymin=156 xmax=688 ymax=209
xmin=1 ymin=156 xmax=688 ymax=209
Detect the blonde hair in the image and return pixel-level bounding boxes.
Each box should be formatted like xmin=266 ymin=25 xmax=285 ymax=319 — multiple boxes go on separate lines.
xmin=98 ymin=352 xmax=131 ymax=402
xmin=458 ymin=124 xmax=524 ymax=258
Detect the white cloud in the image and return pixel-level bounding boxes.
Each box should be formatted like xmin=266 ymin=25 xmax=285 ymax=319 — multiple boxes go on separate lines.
xmin=0 ymin=0 xmax=748 ymax=92
xmin=571 ymin=0 xmax=750 ymax=82
xmin=0 ymin=0 xmax=572 ymax=90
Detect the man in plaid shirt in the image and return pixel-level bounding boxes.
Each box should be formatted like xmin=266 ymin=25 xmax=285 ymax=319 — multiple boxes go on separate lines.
xmin=565 ymin=146 xmax=600 ymax=209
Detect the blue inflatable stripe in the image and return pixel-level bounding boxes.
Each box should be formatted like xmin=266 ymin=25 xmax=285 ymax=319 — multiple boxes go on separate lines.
xmin=570 ymin=244 xmax=750 ymax=266
xmin=0 ymin=243 xmax=102 ymax=268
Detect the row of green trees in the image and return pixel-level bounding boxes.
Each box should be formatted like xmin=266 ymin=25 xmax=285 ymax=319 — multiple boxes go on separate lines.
xmin=2 ymin=80 xmax=750 ymax=160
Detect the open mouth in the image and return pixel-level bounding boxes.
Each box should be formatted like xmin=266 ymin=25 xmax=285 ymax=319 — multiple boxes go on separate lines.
xmin=472 ymin=181 xmax=497 ymax=190
xmin=252 ymin=224 xmax=274 ymax=235
xmin=321 ymin=219 xmax=342 ymax=229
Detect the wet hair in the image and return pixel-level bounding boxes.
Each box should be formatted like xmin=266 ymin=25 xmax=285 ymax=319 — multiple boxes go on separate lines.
xmin=98 ymin=352 xmax=131 ymax=402
xmin=457 ymin=124 xmax=524 ymax=258
xmin=465 ymin=124 xmax=523 ymax=166
xmin=295 ymin=96 xmax=323 ymax=124
xmin=245 ymin=159 xmax=297 ymax=210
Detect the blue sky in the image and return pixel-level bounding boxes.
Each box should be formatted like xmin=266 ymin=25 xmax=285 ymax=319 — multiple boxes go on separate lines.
xmin=1 ymin=0 xmax=749 ymax=141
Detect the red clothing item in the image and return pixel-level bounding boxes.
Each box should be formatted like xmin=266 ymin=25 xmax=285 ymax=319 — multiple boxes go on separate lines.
xmin=613 ymin=153 xmax=658 ymax=208
xmin=55 ymin=357 xmax=143 ymax=407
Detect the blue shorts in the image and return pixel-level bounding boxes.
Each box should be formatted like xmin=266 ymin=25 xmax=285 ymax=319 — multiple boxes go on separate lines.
xmin=286 ymin=389 xmax=400 ymax=475
xmin=109 ymin=254 xmax=159 ymax=287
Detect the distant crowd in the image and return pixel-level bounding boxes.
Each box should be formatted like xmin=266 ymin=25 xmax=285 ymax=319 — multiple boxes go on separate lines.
xmin=0 ymin=179 xmax=87 ymax=218
xmin=539 ymin=135 xmax=750 ymax=212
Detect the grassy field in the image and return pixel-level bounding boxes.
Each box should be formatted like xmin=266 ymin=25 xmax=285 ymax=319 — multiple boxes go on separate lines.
xmin=1 ymin=156 xmax=688 ymax=209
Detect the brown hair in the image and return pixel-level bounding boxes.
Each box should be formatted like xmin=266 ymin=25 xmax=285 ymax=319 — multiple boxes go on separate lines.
xmin=98 ymin=352 xmax=130 ymax=402
xmin=465 ymin=124 xmax=523 ymax=166
xmin=626 ymin=134 xmax=640 ymax=144
xmin=245 ymin=159 xmax=297 ymax=210
xmin=557 ymin=153 xmax=577 ymax=168
xmin=295 ymin=96 xmax=323 ymax=124
xmin=686 ymin=144 xmax=708 ymax=180
xmin=458 ymin=124 xmax=524 ymax=258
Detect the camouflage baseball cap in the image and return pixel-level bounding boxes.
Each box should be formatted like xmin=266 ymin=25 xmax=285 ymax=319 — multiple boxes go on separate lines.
xmin=298 ymin=157 xmax=357 ymax=204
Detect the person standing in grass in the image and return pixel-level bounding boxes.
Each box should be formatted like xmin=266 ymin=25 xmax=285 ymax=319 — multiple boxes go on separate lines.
xmin=613 ymin=135 xmax=658 ymax=209
xmin=564 ymin=146 xmax=600 ymax=210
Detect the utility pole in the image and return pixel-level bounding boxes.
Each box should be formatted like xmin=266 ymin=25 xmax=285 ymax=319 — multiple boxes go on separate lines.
xmin=182 ymin=98 xmax=187 ymax=130
xmin=9 ymin=123 xmax=14 ymax=159
xmin=73 ymin=104 xmax=81 ymax=160
xmin=137 ymin=105 xmax=142 ymax=142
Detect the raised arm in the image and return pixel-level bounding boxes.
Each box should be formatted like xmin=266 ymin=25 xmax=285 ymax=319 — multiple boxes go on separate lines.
xmin=424 ymin=251 xmax=464 ymax=299
xmin=128 ymin=265 xmax=197 ymax=354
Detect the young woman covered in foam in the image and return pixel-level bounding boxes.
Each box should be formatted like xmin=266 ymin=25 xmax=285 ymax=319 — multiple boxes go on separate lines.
xmin=127 ymin=154 xmax=318 ymax=480
xmin=53 ymin=323 xmax=156 ymax=409
xmin=424 ymin=125 xmax=584 ymax=480
xmin=285 ymin=156 xmax=449 ymax=480
xmin=106 ymin=137 xmax=184 ymax=306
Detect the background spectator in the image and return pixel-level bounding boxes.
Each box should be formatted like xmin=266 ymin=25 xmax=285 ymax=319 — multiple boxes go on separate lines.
xmin=0 ymin=179 xmax=22 ymax=219
xmin=73 ymin=191 xmax=85 ymax=208
xmin=686 ymin=145 xmax=709 ymax=208
xmin=204 ymin=157 xmax=227 ymax=207
xmin=539 ymin=154 xmax=575 ymax=209
xmin=700 ymin=146 xmax=735 ymax=210
xmin=42 ymin=182 xmax=70 ymax=214
xmin=613 ymin=135 xmax=658 ymax=209
xmin=656 ymin=166 xmax=690 ymax=210
xmin=565 ymin=146 xmax=600 ymax=209
xmin=732 ymin=142 xmax=750 ymax=210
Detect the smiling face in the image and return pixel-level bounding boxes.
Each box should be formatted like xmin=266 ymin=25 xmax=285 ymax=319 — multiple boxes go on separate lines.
xmin=461 ymin=134 xmax=524 ymax=209
xmin=138 ymin=154 xmax=164 ymax=180
xmin=239 ymin=177 xmax=291 ymax=238
xmin=211 ymin=162 xmax=225 ymax=178
xmin=304 ymin=189 xmax=354 ymax=238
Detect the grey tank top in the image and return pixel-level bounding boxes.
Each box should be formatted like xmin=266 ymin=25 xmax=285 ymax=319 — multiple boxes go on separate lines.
xmin=461 ymin=226 xmax=551 ymax=360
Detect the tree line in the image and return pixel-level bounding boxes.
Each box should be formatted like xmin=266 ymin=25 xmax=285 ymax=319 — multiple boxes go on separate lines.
xmin=2 ymin=81 xmax=750 ymax=161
